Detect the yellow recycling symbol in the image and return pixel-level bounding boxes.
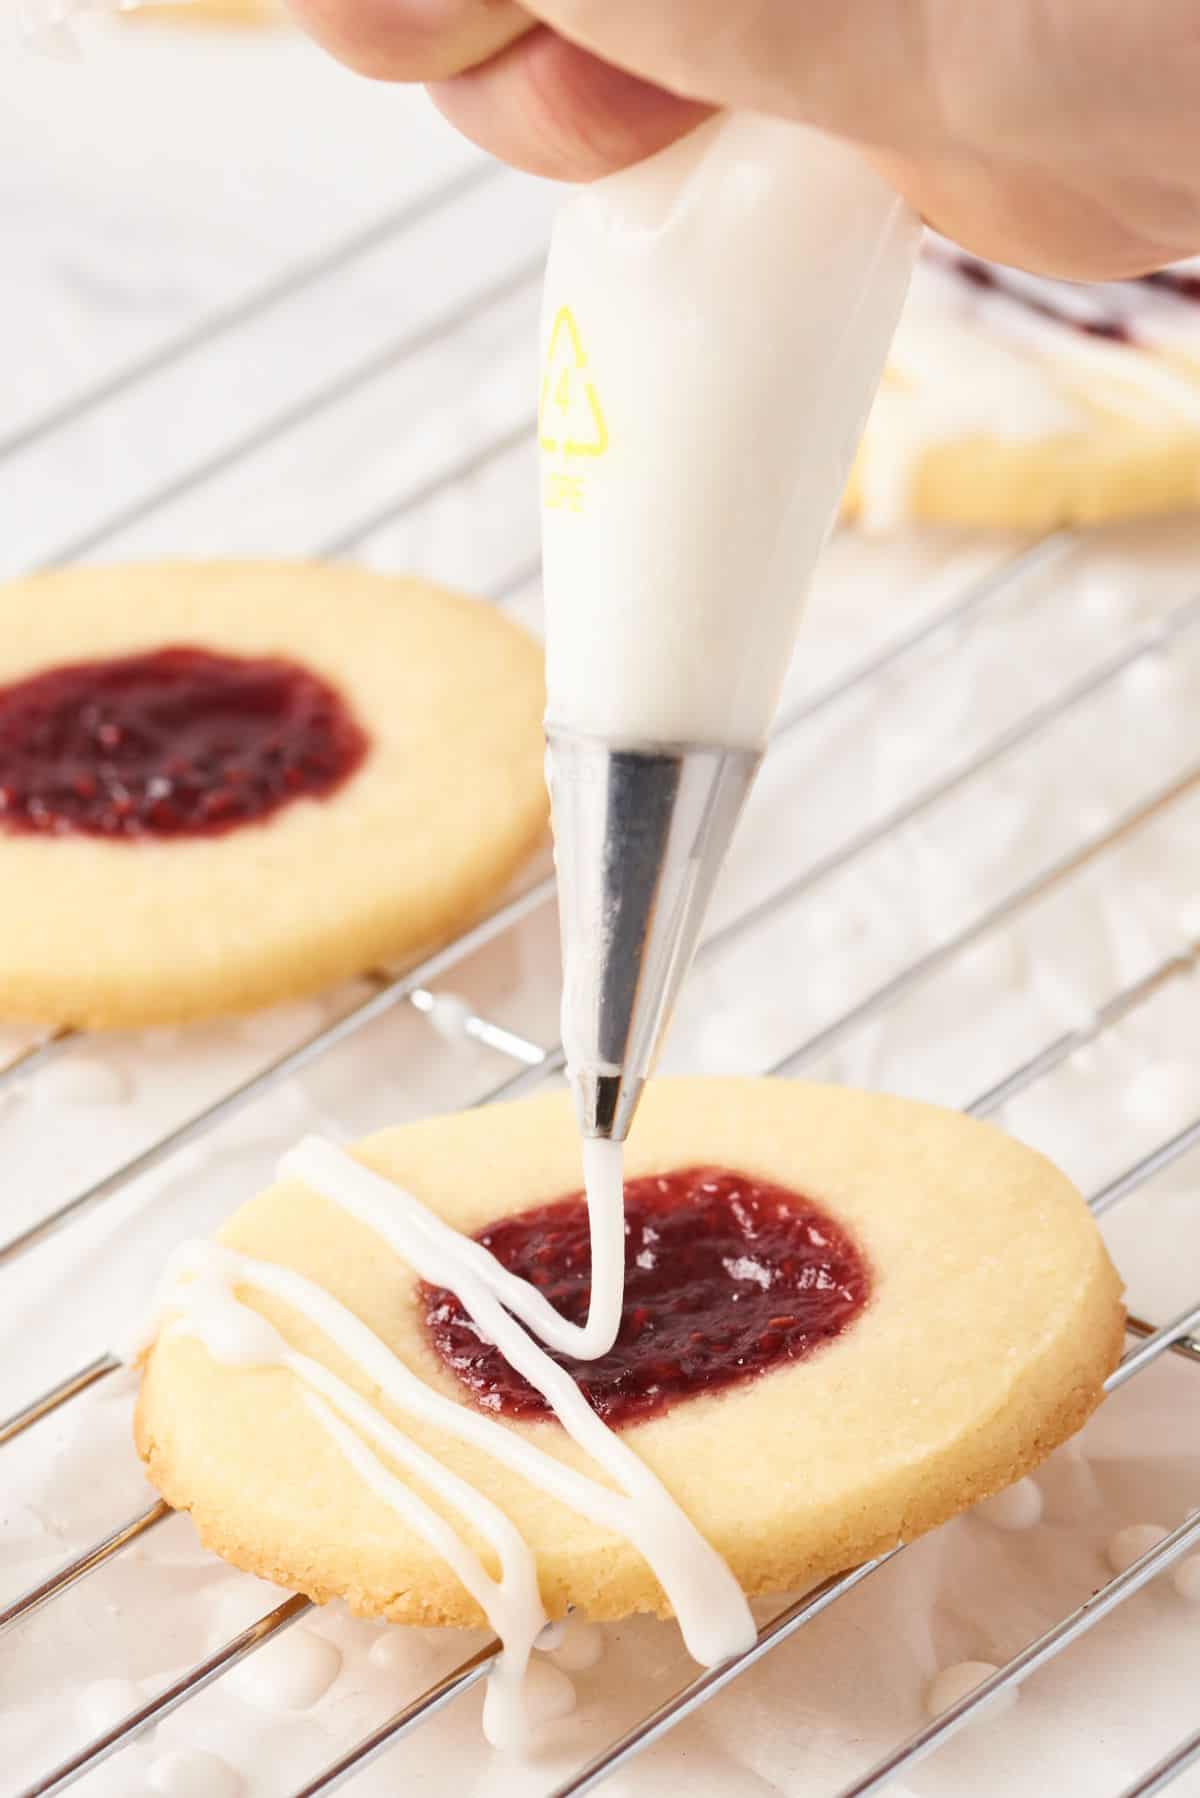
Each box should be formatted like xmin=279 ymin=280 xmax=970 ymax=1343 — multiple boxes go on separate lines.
xmin=539 ymin=307 xmax=609 ymax=459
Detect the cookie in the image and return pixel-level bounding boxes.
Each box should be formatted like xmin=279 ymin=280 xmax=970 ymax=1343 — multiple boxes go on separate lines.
xmin=120 ymin=0 xmax=284 ymax=28
xmin=0 ymin=562 xmax=546 ymax=1027
xmin=135 ymin=1079 xmax=1124 ymax=1629
xmin=847 ymin=248 xmax=1200 ymax=531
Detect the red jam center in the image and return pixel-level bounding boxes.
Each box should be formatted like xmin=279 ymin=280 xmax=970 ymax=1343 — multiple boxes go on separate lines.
xmin=422 ymin=1167 xmax=871 ymax=1427
xmin=947 ymin=254 xmax=1200 ymax=346
xmin=0 ymin=646 xmax=368 ymax=840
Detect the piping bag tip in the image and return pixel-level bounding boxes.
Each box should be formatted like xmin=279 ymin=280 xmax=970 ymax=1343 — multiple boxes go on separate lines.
xmin=547 ymin=729 xmax=762 ymax=1148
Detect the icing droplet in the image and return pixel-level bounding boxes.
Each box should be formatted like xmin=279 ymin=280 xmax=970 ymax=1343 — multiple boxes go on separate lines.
xmin=925 ymin=1661 xmax=1015 ymax=1721
xmin=1171 ymin=1554 xmax=1200 ymax=1602
xmin=148 ymin=1750 xmax=241 ymax=1798
xmin=78 ymin=1677 xmax=141 ymax=1733
xmin=1106 ymin=1522 xmax=1169 ymax=1575
xmin=549 ymin=1617 xmax=604 ymax=1673
xmin=535 ymin=1618 xmax=568 ymax=1652
xmin=224 ymin=1626 xmax=342 ymax=1710
xmin=974 ymin=1478 xmax=1043 ymax=1532
xmin=423 ymin=992 xmax=475 ymax=1045
xmin=368 ymin=1627 xmax=442 ymax=1677
xmin=1123 ymin=1061 xmax=1197 ymax=1131
xmin=36 ymin=1056 xmax=130 ymax=1108
xmin=519 ymin=1658 xmax=577 ymax=1728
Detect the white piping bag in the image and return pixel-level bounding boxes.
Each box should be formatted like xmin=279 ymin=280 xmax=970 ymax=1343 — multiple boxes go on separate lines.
xmin=539 ymin=112 xmax=920 ymax=1141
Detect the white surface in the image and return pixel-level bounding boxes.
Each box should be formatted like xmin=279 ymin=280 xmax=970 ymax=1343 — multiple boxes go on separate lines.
xmin=541 ymin=113 xmax=919 ymax=747
xmin=0 ymin=13 xmax=1198 ymax=1798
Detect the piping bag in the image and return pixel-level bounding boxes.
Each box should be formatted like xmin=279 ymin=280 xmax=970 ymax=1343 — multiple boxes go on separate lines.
xmin=540 ymin=112 xmax=920 ymax=1151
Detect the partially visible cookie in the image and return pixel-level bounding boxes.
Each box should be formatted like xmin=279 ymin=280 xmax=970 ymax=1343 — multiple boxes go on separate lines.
xmin=0 ymin=562 xmax=546 ymax=1027
xmin=847 ymin=248 xmax=1200 ymax=531
xmin=136 ymin=1079 xmax=1125 ymax=1628
xmin=120 ymin=0 xmax=284 ymax=28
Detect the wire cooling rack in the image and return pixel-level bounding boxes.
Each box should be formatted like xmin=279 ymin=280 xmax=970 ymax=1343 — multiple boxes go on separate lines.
xmin=2 ymin=44 xmax=1200 ymax=1798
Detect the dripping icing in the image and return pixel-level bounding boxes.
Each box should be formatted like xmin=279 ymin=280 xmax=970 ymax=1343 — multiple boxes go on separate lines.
xmin=138 ymin=1137 xmax=755 ymax=1748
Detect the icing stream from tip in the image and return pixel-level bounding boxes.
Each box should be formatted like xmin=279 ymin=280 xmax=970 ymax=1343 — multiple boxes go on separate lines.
xmin=138 ymin=1136 xmax=755 ymax=1749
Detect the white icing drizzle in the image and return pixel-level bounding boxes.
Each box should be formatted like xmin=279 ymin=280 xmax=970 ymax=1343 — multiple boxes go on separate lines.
xmin=297 ymin=1136 xmax=626 ymax=1364
xmin=548 ymin=1616 xmax=605 ymax=1673
xmin=144 ymin=1137 xmax=755 ymax=1747
xmin=150 ymin=1241 xmax=548 ymax=1747
xmin=577 ymin=1137 xmax=626 ymax=1357
xmin=518 ymin=1658 xmax=577 ymax=1727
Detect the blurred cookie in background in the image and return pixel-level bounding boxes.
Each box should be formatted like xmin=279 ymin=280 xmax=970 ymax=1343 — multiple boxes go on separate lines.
xmin=0 ymin=561 xmax=547 ymax=1029
xmin=848 ymin=245 xmax=1200 ymax=532
xmin=120 ymin=0 xmax=286 ymax=29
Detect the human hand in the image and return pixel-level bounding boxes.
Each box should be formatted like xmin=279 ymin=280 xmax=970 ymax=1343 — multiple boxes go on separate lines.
xmin=286 ymin=0 xmax=1200 ymax=280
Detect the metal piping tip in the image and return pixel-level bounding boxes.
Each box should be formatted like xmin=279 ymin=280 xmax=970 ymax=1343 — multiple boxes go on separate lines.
xmin=546 ymin=729 xmax=762 ymax=1143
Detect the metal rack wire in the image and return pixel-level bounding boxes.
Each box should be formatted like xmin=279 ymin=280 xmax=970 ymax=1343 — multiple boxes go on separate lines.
xmin=2 ymin=148 xmax=1199 ymax=1798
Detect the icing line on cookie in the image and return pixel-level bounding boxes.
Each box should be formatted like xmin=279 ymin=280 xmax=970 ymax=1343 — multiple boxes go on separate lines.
xmin=150 ymin=1241 xmax=546 ymax=1744
xmin=280 ymin=1137 xmax=752 ymax=1662
xmin=143 ymin=1140 xmax=755 ymax=1744
xmin=302 ymin=1135 xmax=624 ymax=1363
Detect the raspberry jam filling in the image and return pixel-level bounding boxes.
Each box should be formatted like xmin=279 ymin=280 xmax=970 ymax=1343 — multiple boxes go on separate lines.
xmin=946 ymin=254 xmax=1200 ymax=346
xmin=423 ymin=1167 xmax=871 ymax=1427
xmin=0 ymin=646 xmax=368 ymax=839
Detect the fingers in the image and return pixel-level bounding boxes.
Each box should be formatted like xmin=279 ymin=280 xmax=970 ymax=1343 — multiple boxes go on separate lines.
xmin=517 ymin=0 xmax=940 ymax=147
xmin=285 ymin=0 xmax=533 ymax=83
xmin=430 ymin=26 xmax=711 ymax=181
xmin=281 ymin=0 xmax=934 ymax=149
xmin=283 ymin=0 xmax=1200 ymax=274
xmin=874 ymin=147 xmax=1200 ymax=281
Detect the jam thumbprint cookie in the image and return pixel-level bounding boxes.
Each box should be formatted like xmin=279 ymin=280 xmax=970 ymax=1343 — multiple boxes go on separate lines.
xmin=0 ymin=562 xmax=546 ymax=1027
xmin=135 ymin=1080 xmax=1124 ymax=1632
xmin=846 ymin=246 xmax=1200 ymax=530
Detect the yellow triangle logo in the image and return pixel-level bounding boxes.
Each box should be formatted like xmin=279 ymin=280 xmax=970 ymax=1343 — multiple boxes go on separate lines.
xmin=539 ymin=307 xmax=609 ymax=459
